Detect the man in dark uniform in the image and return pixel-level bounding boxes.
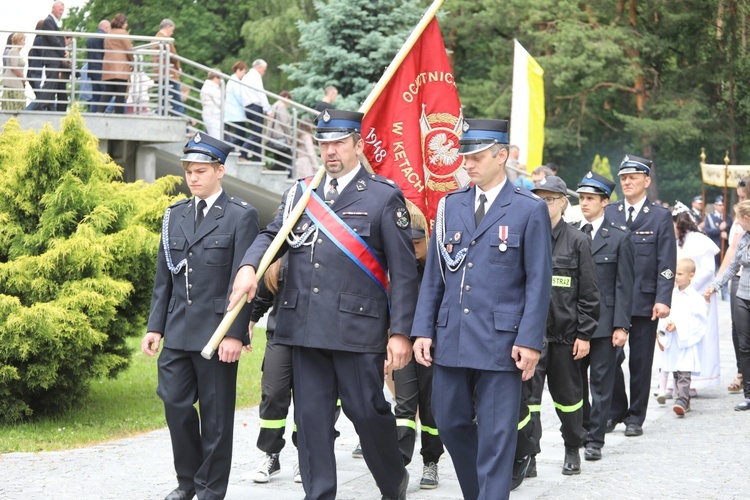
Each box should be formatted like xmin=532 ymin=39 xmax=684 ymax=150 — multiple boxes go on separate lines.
xmin=526 ymin=176 xmax=599 ymax=477
xmin=575 ymin=171 xmax=634 ymax=461
xmin=142 ymin=133 xmax=260 ymax=500
xmin=704 ymin=195 xmax=732 ymax=269
xmin=411 ymin=119 xmax=552 ymax=499
xmin=229 ymin=109 xmax=416 ymax=500
xmin=26 ymin=1 xmax=67 ymax=111
xmin=605 ymin=155 xmax=676 ymax=437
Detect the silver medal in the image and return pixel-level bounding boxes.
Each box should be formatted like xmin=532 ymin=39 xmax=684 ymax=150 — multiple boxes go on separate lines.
xmin=499 ymin=242 xmax=508 ymax=252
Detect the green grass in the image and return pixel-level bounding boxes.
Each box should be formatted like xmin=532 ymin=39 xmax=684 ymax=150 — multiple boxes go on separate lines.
xmin=0 ymin=333 xmax=267 ymax=453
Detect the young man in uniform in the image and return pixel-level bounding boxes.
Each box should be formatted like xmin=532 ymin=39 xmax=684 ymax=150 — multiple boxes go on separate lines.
xmin=143 ymin=133 xmax=260 ymax=500
xmin=526 ymin=176 xmax=599 ymax=476
xmin=575 ymin=171 xmax=634 ymax=461
xmin=606 ymin=155 xmax=676 ymax=437
xmin=229 ymin=109 xmax=416 ymax=500
xmin=411 ymin=119 xmax=552 ymax=499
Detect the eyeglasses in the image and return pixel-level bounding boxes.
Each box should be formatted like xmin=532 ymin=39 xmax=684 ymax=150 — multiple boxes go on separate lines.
xmin=542 ymin=196 xmax=564 ymax=204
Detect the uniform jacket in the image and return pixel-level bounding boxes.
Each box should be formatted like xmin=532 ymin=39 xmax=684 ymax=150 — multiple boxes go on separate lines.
xmin=147 ymin=191 xmax=260 ymax=350
xmin=704 ymin=211 xmax=732 ymax=256
xmin=240 ymin=166 xmax=418 ymax=353
xmin=605 ymin=200 xmax=676 ymax=316
xmin=411 ymin=182 xmax=553 ymax=371
xmin=102 ymin=28 xmax=134 ymax=82
xmin=573 ymin=218 xmax=634 ymax=339
xmin=38 ymin=15 xmax=65 ymax=69
xmin=547 ymin=219 xmax=600 ymax=343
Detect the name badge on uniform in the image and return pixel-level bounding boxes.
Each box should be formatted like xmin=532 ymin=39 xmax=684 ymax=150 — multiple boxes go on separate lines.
xmin=498 ymin=225 xmax=509 ymax=252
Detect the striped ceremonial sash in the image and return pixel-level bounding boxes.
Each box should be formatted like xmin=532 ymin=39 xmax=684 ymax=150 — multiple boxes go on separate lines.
xmin=300 ymin=180 xmax=389 ymax=295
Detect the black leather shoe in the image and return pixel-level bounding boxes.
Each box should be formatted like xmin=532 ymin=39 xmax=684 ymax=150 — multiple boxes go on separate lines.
xmin=510 ymin=455 xmax=531 ymax=491
xmin=382 ymin=469 xmax=409 ymax=500
xmin=562 ymin=447 xmax=581 ymax=475
xmin=624 ymin=423 xmax=643 ymax=436
xmin=584 ymin=446 xmax=602 ymax=461
xmin=165 ymin=488 xmax=195 ymax=500
xmin=604 ymin=419 xmax=618 ymax=433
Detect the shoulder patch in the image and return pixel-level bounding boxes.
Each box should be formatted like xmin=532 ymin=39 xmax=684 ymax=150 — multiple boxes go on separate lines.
xmin=394 ymin=205 xmax=410 ymax=229
xmin=169 ymin=197 xmax=190 ymax=208
xmin=661 ymin=268 xmax=674 ymax=280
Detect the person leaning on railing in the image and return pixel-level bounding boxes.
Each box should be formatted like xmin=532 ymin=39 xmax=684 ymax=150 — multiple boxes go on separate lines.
xmin=102 ymin=14 xmax=134 ymax=114
xmin=1 ymin=33 xmax=27 ymax=111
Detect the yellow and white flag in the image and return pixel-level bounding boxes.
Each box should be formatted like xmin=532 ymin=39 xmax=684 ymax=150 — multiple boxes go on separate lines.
xmin=510 ymin=40 xmax=545 ymax=170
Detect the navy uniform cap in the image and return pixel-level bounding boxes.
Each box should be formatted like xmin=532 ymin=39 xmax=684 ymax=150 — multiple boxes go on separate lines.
xmin=577 ymin=171 xmax=615 ymax=198
xmin=314 ymin=109 xmax=363 ymax=142
xmin=714 ymin=195 xmax=724 ymax=204
xmin=618 ymin=154 xmax=652 ymax=176
xmin=531 ymin=175 xmax=568 ymax=195
xmin=458 ymin=119 xmax=509 ymax=155
xmin=692 ymin=195 xmax=703 ymax=203
xmin=182 ymin=132 xmax=232 ymax=164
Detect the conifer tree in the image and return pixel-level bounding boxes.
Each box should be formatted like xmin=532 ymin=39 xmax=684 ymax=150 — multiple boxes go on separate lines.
xmin=0 ymin=108 xmax=182 ymax=423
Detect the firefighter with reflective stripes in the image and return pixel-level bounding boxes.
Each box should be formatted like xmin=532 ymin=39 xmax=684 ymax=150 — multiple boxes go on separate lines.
xmin=525 ymin=176 xmax=600 ymax=476
xmin=392 ymin=202 xmax=444 ymax=489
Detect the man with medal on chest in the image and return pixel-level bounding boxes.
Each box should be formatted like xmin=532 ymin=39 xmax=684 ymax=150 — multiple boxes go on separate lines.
xmin=605 ymin=155 xmax=676 ymax=437
xmin=229 ymin=109 xmax=417 ymax=500
xmin=411 ymin=119 xmax=552 ymax=499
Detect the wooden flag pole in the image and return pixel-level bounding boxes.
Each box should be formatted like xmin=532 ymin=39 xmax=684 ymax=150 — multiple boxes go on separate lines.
xmin=201 ymin=0 xmax=446 ymax=359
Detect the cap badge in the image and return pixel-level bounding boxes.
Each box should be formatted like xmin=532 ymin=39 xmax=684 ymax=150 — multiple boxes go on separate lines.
xmin=540 ymin=177 xmax=547 ymax=185
xmin=323 ymin=110 xmax=331 ymax=123
xmin=462 ymin=121 xmax=470 ymax=132
xmin=194 ymin=132 xmax=202 ymax=143
xmin=586 ymin=171 xmax=593 ymax=178
xmin=623 ymin=154 xmax=630 ymax=163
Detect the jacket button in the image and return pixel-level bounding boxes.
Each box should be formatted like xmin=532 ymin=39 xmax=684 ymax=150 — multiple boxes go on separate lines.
xmin=188 ymin=284 xmax=193 ymax=290
xmin=215 ymin=241 xmax=219 ymax=245
xmin=463 ymin=308 xmax=470 ymax=314
xmin=465 ymin=285 xmax=471 ymax=291
xmin=187 ymin=300 xmax=193 ymax=305
xmin=353 ymin=228 xmax=358 ymax=232
xmin=314 ymin=263 xmax=320 ymax=269
xmin=283 ymin=301 xmax=288 ymax=305
xmin=467 ymin=263 xmax=474 ymax=268
xmin=604 ymin=257 xmax=608 ymax=261
xmin=470 ymin=240 xmax=476 ymax=246
xmin=514 ymin=325 xmax=518 ymax=330
xmin=188 ymin=252 xmax=193 ymax=257
xmin=188 ymin=268 xmax=193 ymax=274
xmin=313 ymin=288 xmax=319 ymax=293
xmin=317 ymin=239 xmax=323 ymax=244
xmin=359 ymin=306 xmax=364 ymax=312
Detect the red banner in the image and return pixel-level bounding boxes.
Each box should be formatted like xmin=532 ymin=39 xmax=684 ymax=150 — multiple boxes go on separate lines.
xmin=362 ymin=17 xmax=464 ymax=232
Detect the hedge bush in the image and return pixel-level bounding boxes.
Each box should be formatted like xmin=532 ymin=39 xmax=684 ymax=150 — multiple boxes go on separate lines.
xmin=0 ymin=107 xmax=182 ymax=424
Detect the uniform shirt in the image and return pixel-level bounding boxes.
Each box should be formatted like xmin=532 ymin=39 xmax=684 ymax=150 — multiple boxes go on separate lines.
xmin=325 ymin=164 xmax=361 ymax=195
xmin=475 ymin=179 xmax=505 ymax=213
xmin=196 ymin=189 xmax=222 ymax=219
xmin=624 ymin=196 xmax=647 ymax=224
xmin=547 ymin=218 xmax=600 ymax=343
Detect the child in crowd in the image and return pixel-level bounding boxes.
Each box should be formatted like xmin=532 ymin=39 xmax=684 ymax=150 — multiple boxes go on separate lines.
xmin=656 ymin=258 xmax=707 ymax=416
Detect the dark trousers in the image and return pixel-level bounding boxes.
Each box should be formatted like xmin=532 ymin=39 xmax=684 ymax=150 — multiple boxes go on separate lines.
xmin=580 ymin=336 xmax=617 ymax=449
xmin=244 ymin=104 xmax=264 ymax=161
xmin=168 ymin=79 xmax=184 ymax=115
xmin=225 ymin=121 xmax=248 ymax=154
xmin=157 ymin=348 xmax=238 ymax=500
xmin=515 ymin=399 xmax=536 ymax=460
xmin=609 ymin=315 xmax=658 ymax=426
xmin=104 ymin=79 xmax=128 ymax=114
xmin=89 ymin=80 xmax=107 ymax=112
xmin=526 ymin=342 xmax=586 ymax=451
xmin=732 ymin=296 xmax=750 ymax=398
xmin=731 ymin=275 xmax=742 ymax=374
xmin=26 ymin=72 xmax=65 ymax=111
xmin=292 ymin=347 xmax=405 ymax=500
xmin=392 ymin=355 xmax=444 ymax=466
xmin=257 ymin=339 xmax=295 ymax=454
xmin=432 ymin=365 xmax=521 ymax=500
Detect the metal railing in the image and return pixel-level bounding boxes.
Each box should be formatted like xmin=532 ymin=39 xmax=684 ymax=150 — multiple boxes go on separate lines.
xmin=0 ymin=28 xmax=319 ymax=177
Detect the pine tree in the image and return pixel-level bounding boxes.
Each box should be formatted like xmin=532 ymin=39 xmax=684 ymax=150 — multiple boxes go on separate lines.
xmin=281 ymin=0 xmax=425 ymax=110
xmin=0 ymin=107 xmax=182 ymax=423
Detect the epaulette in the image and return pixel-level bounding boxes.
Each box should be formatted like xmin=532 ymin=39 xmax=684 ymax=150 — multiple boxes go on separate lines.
xmin=648 ymin=201 xmax=670 ymax=211
xmin=367 ymin=173 xmax=400 ymax=188
xmin=227 ymin=196 xmax=251 ymax=209
xmin=169 ymin=197 xmax=190 ymax=208
xmin=513 ymin=186 xmax=541 ymax=201
xmin=446 ymin=185 xmax=471 ymax=198
xmin=608 ymin=221 xmax=629 ymax=233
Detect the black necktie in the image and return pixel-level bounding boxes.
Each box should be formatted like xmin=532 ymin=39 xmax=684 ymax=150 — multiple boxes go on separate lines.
xmin=475 ymin=193 xmax=487 ymax=227
xmin=195 ymin=199 xmax=207 ymax=230
xmin=626 ymin=206 xmax=635 ymax=227
xmin=326 ymin=178 xmax=339 ymax=204
xmin=582 ymin=223 xmax=593 ymax=238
